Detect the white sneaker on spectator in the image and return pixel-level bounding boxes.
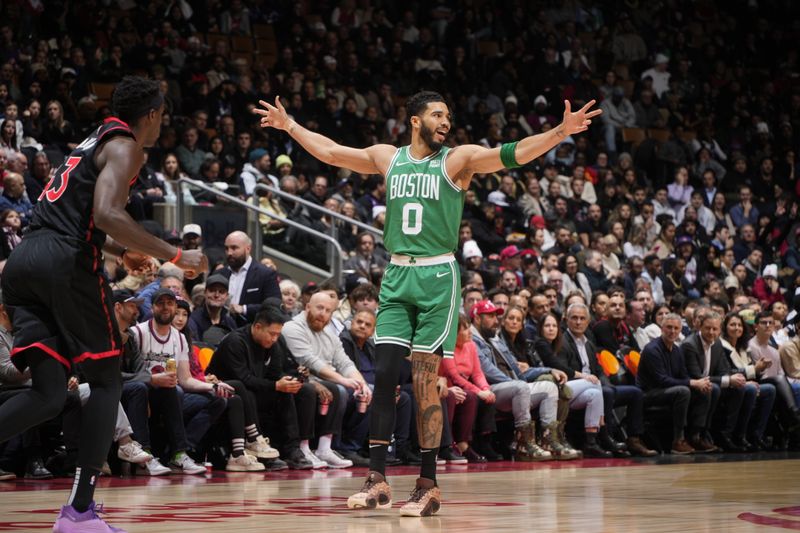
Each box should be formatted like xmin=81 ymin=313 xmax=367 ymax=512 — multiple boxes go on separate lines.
xmin=100 ymin=462 xmax=111 ymax=476
xmin=314 ymin=449 xmax=353 ymax=469
xmin=169 ymin=452 xmax=206 ymax=475
xmin=244 ymin=436 xmax=280 ymax=459
xmin=301 ymin=448 xmax=328 ymax=469
xmin=143 ymin=457 xmax=171 ymax=476
xmin=226 ymin=454 xmax=266 ymax=472
xmin=118 ymin=440 xmax=152 ymax=464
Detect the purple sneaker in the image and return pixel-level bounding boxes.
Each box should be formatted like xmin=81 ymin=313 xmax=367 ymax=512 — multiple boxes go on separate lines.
xmin=52 ymin=501 xmax=127 ymax=533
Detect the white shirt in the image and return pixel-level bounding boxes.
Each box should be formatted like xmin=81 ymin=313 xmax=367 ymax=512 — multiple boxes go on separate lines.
xmin=569 ymin=331 xmax=591 ymax=374
xmin=131 ymin=320 xmax=189 ymax=373
xmin=228 ymin=256 xmax=252 ymax=307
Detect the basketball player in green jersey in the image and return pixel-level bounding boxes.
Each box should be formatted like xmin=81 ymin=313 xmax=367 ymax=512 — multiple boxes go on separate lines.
xmin=256 ymin=92 xmax=600 ymax=516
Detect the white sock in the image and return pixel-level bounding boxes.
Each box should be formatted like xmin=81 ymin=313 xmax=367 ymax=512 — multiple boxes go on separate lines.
xmin=299 ymin=439 xmax=311 ymax=454
xmin=317 ymin=434 xmax=333 ymax=454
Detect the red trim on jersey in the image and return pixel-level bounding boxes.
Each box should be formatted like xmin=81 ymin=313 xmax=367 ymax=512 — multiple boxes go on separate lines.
xmin=87 ymin=215 xmax=118 ymax=353
xmin=103 ymin=117 xmax=131 ymax=128
xmin=72 ymin=349 xmax=121 ymax=365
xmin=11 ymin=343 xmax=71 ymax=370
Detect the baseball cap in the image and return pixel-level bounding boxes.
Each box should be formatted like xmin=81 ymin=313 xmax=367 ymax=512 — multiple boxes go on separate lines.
xmin=206 ymin=274 xmax=229 ymax=289
xmin=487 ymin=190 xmax=509 ymax=207
xmin=302 ymin=281 xmax=319 ymax=295
xmin=151 ymin=288 xmax=178 ymax=304
xmin=163 ymin=229 xmax=181 ymax=243
xmin=469 ymin=300 xmax=505 ymax=320
xmin=519 ymin=248 xmax=538 ymax=261
xmin=530 ymin=215 xmax=546 ymax=230
xmin=762 ymin=264 xmax=778 ymax=279
xmin=249 ymin=148 xmax=268 ymax=163
xmin=181 ymin=223 xmax=202 ymax=237
xmin=176 ymin=297 xmax=191 ymax=312
xmin=534 ymin=95 xmax=548 ymax=106
xmin=113 ymin=289 xmax=145 ymax=305
xmin=500 ymin=245 xmax=521 ymax=260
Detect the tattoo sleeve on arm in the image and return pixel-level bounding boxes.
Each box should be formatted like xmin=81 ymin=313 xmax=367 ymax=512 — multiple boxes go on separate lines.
xmin=411 ymin=351 xmax=443 ymax=449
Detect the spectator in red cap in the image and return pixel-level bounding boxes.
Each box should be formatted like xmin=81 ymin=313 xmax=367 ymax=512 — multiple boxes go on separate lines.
xmin=500 ymin=245 xmax=524 ymax=288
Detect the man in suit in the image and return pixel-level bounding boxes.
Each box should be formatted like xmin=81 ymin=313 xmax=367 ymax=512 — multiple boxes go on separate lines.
xmin=682 ymin=310 xmax=754 ymax=452
xmin=558 ymin=303 xmax=656 ymax=457
xmin=220 ymin=230 xmax=281 ymax=326
xmin=637 ymin=313 xmax=715 ymax=454
xmin=207 ymin=305 xmax=314 ymax=470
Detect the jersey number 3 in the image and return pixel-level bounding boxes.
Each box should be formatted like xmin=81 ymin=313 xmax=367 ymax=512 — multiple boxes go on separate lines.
xmin=40 ymin=156 xmax=81 ymax=203
xmin=401 ymin=202 xmax=423 ymax=235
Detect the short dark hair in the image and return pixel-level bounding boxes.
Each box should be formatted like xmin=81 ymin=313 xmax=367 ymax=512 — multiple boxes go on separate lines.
xmin=349 ymin=283 xmax=378 ymax=303
xmin=112 ymin=76 xmax=161 ymax=124
xmin=253 ymin=304 xmax=288 ymax=326
xmin=406 ymin=91 xmax=447 ymax=122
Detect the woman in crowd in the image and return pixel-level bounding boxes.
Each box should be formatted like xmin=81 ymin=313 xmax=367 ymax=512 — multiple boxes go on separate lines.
xmin=535 ymin=312 xmax=607 ymax=457
xmin=491 ymin=307 xmax=580 ymax=460
xmin=440 ymin=315 xmax=496 ymax=463
xmin=560 ymin=254 xmax=591 ymax=302
xmin=157 ymin=153 xmax=197 ymax=205
xmin=41 ymin=100 xmax=76 ymax=155
xmin=651 ymin=220 xmax=676 ymax=259
xmin=720 ymin=312 xmax=777 ymax=450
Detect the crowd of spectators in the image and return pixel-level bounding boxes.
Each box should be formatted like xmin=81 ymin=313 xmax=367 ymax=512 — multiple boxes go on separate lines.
xmin=2 ymin=0 xmax=800 ymax=478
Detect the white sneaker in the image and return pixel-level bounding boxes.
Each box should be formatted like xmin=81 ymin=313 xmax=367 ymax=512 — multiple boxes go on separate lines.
xmin=314 ymin=449 xmax=353 ymax=469
xmin=118 ymin=441 xmax=153 ymax=464
xmin=169 ymin=452 xmax=206 ymax=475
xmin=244 ymin=436 xmax=280 ymax=459
xmin=226 ymin=454 xmax=266 ymax=472
xmin=100 ymin=462 xmax=111 ymax=476
xmin=143 ymin=457 xmax=171 ymax=476
xmin=301 ymin=448 xmax=328 ymax=469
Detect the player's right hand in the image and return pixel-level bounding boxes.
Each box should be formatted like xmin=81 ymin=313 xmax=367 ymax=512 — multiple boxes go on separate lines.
xmin=175 ymin=249 xmax=208 ymax=279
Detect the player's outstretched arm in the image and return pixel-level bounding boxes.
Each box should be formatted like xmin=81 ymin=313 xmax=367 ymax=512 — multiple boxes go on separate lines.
xmin=254 ymin=97 xmax=395 ymax=175
xmin=446 ymin=100 xmax=602 ymax=183
xmin=93 ymin=137 xmax=204 ymax=272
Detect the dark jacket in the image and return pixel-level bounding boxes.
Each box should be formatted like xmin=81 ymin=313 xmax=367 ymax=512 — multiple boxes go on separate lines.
xmin=206 ymin=325 xmax=284 ymax=392
xmin=339 ymin=329 xmax=375 ymax=373
xmin=219 ymin=261 xmax=281 ymax=325
xmin=592 ymin=319 xmax=640 ymax=355
xmin=636 ymin=337 xmax=690 ymax=391
xmin=582 ymin=266 xmax=610 ymax=292
xmin=188 ymin=305 xmax=237 ymax=344
xmin=120 ymin=331 xmax=150 ymax=383
xmin=681 ymin=332 xmax=735 ymax=387
xmin=551 ymin=331 xmax=609 ymax=385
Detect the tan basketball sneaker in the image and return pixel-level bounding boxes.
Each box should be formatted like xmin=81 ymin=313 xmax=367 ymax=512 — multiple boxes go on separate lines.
xmin=347 ymin=471 xmax=392 ymax=510
xmin=399 ymin=478 xmax=441 ymax=517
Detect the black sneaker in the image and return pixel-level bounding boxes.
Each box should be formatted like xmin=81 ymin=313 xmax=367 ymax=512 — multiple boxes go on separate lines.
xmin=340 ymin=451 xmax=370 ymax=467
xmin=262 ymin=457 xmax=289 ymax=471
xmin=473 ymin=436 xmax=503 ymax=462
xmin=397 ymin=445 xmax=422 ymax=466
xmin=25 ymin=458 xmax=53 ymax=480
xmin=284 ymin=448 xmax=313 ymax=470
xmin=438 ymin=447 xmax=467 ymax=464
xmin=463 ymin=447 xmax=487 ymax=464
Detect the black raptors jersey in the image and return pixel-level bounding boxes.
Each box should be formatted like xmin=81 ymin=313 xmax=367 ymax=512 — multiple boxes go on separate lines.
xmin=30 ymin=117 xmax=137 ymax=251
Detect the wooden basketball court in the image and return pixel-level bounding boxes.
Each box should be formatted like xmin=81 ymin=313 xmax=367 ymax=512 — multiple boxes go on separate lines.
xmin=1 ymin=454 xmax=798 ymax=531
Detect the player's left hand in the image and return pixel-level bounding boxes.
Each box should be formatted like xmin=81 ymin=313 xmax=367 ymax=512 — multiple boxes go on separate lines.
xmin=561 ymin=99 xmax=603 ymax=136
xmin=254 ymin=96 xmax=291 ymax=131
xmin=122 ymin=250 xmax=152 ymax=272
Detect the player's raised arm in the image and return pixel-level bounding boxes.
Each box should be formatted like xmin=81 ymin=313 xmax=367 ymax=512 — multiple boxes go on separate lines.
xmin=446 ymin=100 xmax=602 ymax=181
xmin=254 ymin=96 xmax=395 ymax=175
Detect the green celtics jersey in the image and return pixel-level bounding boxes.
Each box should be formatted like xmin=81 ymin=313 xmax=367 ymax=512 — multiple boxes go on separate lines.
xmin=383 ymin=145 xmax=465 ymax=257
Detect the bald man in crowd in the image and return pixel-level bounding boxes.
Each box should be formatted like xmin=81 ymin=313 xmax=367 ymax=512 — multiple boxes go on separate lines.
xmin=219 ymin=230 xmax=281 ymax=325
xmin=0 ymin=172 xmax=33 ymax=226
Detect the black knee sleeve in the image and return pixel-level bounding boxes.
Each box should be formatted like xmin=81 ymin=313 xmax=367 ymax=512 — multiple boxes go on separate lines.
xmin=370 ymin=344 xmax=407 ymax=442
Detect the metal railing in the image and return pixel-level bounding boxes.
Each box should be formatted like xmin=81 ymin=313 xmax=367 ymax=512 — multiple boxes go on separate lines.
xmin=254 ymin=182 xmax=383 ymax=271
xmin=175 ymin=178 xmax=344 ymax=284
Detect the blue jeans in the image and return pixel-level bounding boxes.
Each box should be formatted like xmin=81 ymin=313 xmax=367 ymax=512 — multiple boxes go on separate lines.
xmin=739 ymin=382 xmax=775 ymax=439
xmin=121 ymin=380 xmax=188 ymax=453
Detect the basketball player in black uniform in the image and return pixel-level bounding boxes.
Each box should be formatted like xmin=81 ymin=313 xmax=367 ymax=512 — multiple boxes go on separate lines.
xmin=0 ymin=77 xmax=205 ymax=532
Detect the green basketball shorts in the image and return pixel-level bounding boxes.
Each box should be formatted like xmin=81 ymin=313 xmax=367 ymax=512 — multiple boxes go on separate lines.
xmin=375 ymin=254 xmax=461 ymax=357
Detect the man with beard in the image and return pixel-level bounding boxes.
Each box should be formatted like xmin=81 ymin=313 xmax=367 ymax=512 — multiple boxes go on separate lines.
xmin=257 ymin=89 xmax=600 ymax=517
xmin=219 ymin=231 xmax=280 ymax=327
xmin=188 ymin=274 xmax=237 ymax=344
xmin=130 ymin=289 xmax=220 ymax=474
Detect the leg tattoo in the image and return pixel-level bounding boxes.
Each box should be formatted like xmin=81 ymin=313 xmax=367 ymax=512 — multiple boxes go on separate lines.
xmin=412 ymin=352 xmax=443 ymax=450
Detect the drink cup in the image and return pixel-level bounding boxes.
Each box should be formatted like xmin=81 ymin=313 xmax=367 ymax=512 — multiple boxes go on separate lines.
xmin=318 ymin=398 xmax=330 ymax=415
